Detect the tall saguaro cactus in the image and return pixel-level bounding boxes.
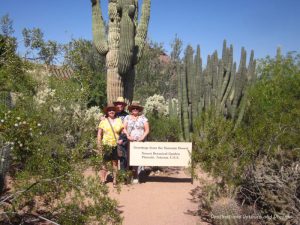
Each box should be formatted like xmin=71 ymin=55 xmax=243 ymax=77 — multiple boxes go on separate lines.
xmin=91 ymin=0 xmax=151 ymax=103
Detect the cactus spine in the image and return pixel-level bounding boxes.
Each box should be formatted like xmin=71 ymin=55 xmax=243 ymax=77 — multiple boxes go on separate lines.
xmin=91 ymin=0 xmax=151 ymax=103
xmin=211 ymin=197 xmax=242 ymax=225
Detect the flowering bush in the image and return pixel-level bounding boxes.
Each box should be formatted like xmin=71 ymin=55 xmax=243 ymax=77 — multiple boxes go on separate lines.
xmin=144 ymin=94 xmax=168 ymax=117
xmin=0 ymin=76 xmax=120 ymax=224
xmin=33 ymin=87 xmax=56 ymax=105
xmin=0 ymin=110 xmax=42 ymax=165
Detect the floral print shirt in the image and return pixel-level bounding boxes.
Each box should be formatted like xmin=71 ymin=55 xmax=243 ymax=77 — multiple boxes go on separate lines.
xmin=124 ymin=115 xmax=148 ymax=141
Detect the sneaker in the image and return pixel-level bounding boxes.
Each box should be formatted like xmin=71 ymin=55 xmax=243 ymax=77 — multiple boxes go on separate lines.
xmin=132 ymin=179 xmax=139 ymax=184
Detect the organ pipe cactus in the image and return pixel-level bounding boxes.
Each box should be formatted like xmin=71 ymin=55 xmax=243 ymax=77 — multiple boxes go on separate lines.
xmin=177 ymin=40 xmax=256 ymax=140
xmin=91 ymin=0 xmax=151 ymax=103
xmin=180 ymin=64 xmax=190 ymax=141
xmin=177 ymin=64 xmax=184 ymax=141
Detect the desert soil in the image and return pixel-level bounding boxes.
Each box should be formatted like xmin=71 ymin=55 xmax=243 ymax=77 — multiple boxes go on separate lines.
xmin=106 ymin=167 xmax=210 ymax=225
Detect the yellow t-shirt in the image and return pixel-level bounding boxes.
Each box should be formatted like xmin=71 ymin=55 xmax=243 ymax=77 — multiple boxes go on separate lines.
xmin=98 ymin=118 xmax=123 ymax=146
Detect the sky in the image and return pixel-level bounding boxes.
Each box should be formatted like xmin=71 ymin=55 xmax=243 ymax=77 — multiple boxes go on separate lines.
xmin=1 ymin=0 xmax=300 ymax=63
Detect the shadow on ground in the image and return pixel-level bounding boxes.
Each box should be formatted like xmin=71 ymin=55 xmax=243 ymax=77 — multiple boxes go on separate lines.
xmin=138 ymin=168 xmax=192 ymax=183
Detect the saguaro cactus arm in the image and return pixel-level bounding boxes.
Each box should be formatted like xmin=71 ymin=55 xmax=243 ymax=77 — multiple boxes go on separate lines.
xmin=134 ymin=0 xmax=151 ymax=64
xmin=118 ymin=0 xmax=136 ymax=74
xmin=91 ymin=0 xmax=108 ymax=55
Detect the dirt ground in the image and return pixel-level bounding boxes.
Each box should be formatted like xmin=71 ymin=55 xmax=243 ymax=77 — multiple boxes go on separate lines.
xmin=105 ymin=167 xmax=210 ymax=225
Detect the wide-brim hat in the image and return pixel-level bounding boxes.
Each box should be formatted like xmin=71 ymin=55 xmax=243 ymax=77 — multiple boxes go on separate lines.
xmin=103 ymin=104 xmax=117 ymax=114
xmin=113 ymin=96 xmax=127 ymax=106
xmin=128 ymin=101 xmax=144 ymax=112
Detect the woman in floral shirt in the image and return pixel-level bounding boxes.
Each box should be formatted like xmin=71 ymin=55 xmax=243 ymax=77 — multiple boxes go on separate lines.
xmin=124 ymin=102 xmax=149 ymax=183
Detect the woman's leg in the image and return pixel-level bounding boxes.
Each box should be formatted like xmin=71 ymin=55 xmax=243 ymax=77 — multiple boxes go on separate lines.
xmin=100 ymin=165 xmax=107 ymax=183
xmin=112 ymin=160 xmax=118 ymax=186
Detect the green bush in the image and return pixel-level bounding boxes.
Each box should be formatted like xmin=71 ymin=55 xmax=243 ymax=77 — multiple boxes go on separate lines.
xmin=147 ymin=115 xmax=180 ymax=142
xmin=0 ymin=70 xmax=120 ymax=224
xmin=193 ymin=52 xmax=300 ymax=224
xmin=238 ymin=52 xmax=300 ymax=224
xmin=193 ymin=110 xmax=247 ymax=186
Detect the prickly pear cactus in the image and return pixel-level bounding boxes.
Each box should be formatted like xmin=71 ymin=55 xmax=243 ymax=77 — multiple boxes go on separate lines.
xmin=211 ymin=197 xmax=242 ymax=225
xmin=91 ymin=0 xmax=151 ymax=103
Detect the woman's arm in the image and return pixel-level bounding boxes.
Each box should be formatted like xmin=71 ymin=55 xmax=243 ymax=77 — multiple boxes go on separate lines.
xmin=117 ymin=127 xmax=124 ymax=145
xmin=97 ymin=128 xmax=103 ymax=150
xmin=138 ymin=122 xmax=149 ymax=141
xmin=123 ymin=121 xmax=134 ymax=141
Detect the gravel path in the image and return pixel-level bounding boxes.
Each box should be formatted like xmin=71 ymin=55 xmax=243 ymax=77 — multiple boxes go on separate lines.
xmin=107 ymin=167 xmax=209 ymax=225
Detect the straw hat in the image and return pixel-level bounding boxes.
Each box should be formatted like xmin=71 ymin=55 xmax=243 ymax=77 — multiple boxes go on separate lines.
xmin=128 ymin=101 xmax=144 ymax=112
xmin=113 ymin=96 xmax=127 ymax=106
xmin=103 ymin=104 xmax=117 ymax=114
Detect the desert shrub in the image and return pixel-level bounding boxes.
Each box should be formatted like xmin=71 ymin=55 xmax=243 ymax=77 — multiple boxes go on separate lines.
xmin=0 ymin=19 xmax=118 ymax=224
xmin=63 ymin=39 xmax=107 ymax=108
xmin=143 ymin=95 xmax=180 ymax=141
xmin=193 ymin=110 xmax=248 ymax=187
xmin=147 ymin=115 xmax=180 ymax=142
xmin=238 ymin=52 xmax=300 ymax=224
xmin=0 ymin=71 xmax=120 ymax=224
xmin=193 ymin=52 xmax=300 ymax=224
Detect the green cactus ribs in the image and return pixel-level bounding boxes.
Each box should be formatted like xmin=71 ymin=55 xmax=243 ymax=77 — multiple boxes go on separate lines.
xmin=91 ymin=0 xmax=151 ymax=103
xmin=177 ymin=40 xmax=256 ymax=140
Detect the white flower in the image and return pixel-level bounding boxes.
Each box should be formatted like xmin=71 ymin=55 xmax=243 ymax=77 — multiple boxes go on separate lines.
xmin=0 ymin=119 xmax=4 ymax=123
xmin=33 ymin=87 xmax=56 ymax=105
xmin=17 ymin=117 xmax=21 ymax=120
xmin=144 ymin=94 xmax=168 ymax=116
xmin=1 ymin=158 xmax=4 ymax=162
xmin=84 ymin=106 xmax=103 ymax=122
xmin=14 ymin=123 xmax=18 ymax=127
xmin=29 ymin=128 xmax=32 ymax=131
xmin=19 ymin=143 xmax=23 ymax=147
xmin=22 ymin=121 xmax=26 ymax=124
xmin=37 ymin=123 xmax=41 ymax=127
xmin=39 ymin=132 xmax=42 ymax=135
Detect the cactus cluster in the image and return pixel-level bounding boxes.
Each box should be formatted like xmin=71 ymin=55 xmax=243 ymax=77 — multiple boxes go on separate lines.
xmin=0 ymin=91 xmax=13 ymax=110
xmin=211 ymin=197 xmax=242 ymax=225
xmin=177 ymin=40 xmax=256 ymax=140
xmin=91 ymin=0 xmax=151 ymax=103
xmin=168 ymin=98 xmax=178 ymax=118
xmin=0 ymin=144 xmax=10 ymax=194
